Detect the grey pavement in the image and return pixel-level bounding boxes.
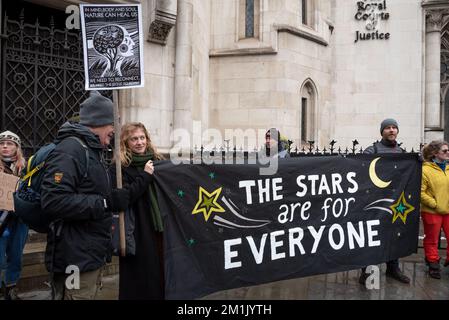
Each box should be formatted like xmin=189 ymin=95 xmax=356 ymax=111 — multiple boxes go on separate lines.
xmin=9 ymin=249 xmax=449 ymax=300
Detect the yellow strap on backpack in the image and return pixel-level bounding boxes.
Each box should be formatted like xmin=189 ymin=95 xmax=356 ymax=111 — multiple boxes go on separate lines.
xmin=21 ymin=155 xmax=44 ymax=187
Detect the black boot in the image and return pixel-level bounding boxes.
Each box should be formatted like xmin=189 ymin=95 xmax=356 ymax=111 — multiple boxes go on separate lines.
xmin=359 ymin=270 xmax=369 ymax=285
xmin=385 ymin=268 xmax=410 ymax=284
xmin=5 ymin=285 xmax=21 ymax=300
xmin=428 ymin=262 xmax=441 ymax=279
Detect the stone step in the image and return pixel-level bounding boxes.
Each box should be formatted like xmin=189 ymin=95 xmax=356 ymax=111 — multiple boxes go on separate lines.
xmin=26 ymin=231 xmax=47 ymax=244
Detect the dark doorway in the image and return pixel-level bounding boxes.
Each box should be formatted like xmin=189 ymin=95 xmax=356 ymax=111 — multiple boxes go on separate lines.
xmin=0 ymin=1 xmax=111 ymax=156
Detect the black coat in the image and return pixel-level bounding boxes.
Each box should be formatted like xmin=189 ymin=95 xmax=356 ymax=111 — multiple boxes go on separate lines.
xmin=41 ymin=122 xmax=112 ymax=273
xmin=110 ymin=165 xmax=164 ymax=300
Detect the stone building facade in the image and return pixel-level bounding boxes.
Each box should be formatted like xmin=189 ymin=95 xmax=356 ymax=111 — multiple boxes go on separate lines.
xmin=2 ymin=0 xmax=449 ymax=152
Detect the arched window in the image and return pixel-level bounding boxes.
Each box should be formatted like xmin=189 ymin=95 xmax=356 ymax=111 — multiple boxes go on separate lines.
xmin=301 ymin=0 xmax=315 ymax=28
xmin=300 ymin=80 xmax=317 ymax=144
xmin=239 ymin=0 xmax=260 ymax=39
xmin=246 ymin=0 xmax=254 ymax=37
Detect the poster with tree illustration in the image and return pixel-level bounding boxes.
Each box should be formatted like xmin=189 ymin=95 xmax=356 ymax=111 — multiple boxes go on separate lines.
xmin=80 ymin=4 xmax=144 ymax=90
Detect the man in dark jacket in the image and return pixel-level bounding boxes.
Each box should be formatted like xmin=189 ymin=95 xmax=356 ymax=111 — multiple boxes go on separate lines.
xmin=41 ymin=91 xmax=130 ymax=300
xmin=265 ymin=128 xmax=290 ymax=158
xmin=359 ymin=118 xmax=410 ymax=286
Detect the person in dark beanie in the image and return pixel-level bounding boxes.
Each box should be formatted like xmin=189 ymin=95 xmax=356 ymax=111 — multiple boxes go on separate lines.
xmin=0 ymin=131 xmax=26 ymax=300
xmin=265 ymin=128 xmax=290 ymax=158
xmin=359 ymin=118 xmax=410 ymax=286
xmin=41 ymin=91 xmax=130 ymax=300
xmin=363 ymin=118 xmax=403 ymax=154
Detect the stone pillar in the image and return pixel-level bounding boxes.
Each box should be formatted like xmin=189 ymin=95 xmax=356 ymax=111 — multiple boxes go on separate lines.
xmin=424 ymin=9 xmax=447 ymax=139
xmin=173 ymin=0 xmax=193 ymax=148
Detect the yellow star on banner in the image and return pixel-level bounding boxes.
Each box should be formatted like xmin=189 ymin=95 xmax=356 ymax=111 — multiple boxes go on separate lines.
xmin=192 ymin=186 xmax=225 ymax=222
xmin=390 ymin=191 xmax=415 ymax=224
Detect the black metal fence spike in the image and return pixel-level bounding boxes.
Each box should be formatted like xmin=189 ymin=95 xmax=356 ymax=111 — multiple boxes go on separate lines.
xmin=224 ymin=139 xmax=230 ymax=152
xmin=188 ymin=142 xmax=421 ymax=163
xmin=307 ymin=141 xmax=314 ymax=153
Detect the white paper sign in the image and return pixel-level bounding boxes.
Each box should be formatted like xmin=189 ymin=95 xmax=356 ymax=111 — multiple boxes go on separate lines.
xmin=80 ymin=4 xmax=144 ymax=90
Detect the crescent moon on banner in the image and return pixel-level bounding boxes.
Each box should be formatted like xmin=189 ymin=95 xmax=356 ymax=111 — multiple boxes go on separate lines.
xmin=369 ymin=157 xmax=392 ymax=188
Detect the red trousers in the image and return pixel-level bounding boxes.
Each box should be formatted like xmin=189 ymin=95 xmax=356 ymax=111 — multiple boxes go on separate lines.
xmin=421 ymin=212 xmax=449 ymax=263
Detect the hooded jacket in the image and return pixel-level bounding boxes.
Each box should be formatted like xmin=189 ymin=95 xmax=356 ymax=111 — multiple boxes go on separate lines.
xmin=40 ymin=122 xmax=112 ymax=273
xmin=421 ymin=161 xmax=449 ymax=215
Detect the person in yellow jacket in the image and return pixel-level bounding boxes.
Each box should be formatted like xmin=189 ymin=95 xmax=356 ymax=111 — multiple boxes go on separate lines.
xmin=421 ymin=140 xmax=449 ymax=279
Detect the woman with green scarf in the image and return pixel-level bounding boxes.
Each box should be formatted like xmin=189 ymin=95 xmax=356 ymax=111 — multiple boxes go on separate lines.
xmin=110 ymin=122 xmax=165 ymax=299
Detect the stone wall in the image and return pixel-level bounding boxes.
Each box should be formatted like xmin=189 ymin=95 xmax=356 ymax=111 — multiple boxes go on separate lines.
xmin=331 ymin=0 xmax=424 ymax=149
xmin=118 ymin=0 xmax=430 ymax=152
xmin=209 ymin=0 xmax=334 ymax=148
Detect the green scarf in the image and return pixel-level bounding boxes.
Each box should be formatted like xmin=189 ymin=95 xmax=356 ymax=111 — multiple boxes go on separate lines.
xmin=130 ymin=152 xmax=163 ymax=232
xmin=130 ymin=152 xmax=154 ymax=168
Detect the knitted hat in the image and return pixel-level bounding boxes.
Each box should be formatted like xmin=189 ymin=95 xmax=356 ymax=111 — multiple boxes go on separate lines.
xmin=79 ymin=91 xmax=114 ymax=127
xmin=380 ymin=118 xmax=399 ymax=134
xmin=0 ymin=130 xmax=21 ymax=147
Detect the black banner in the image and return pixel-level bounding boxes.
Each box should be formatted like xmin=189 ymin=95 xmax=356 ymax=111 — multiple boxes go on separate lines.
xmin=154 ymin=154 xmax=421 ymax=299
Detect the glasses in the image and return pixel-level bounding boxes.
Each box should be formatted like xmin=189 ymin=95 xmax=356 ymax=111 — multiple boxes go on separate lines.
xmin=440 ymin=149 xmax=449 ymax=153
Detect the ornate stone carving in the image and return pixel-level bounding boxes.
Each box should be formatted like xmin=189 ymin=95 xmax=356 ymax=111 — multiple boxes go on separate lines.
xmin=149 ymin=20 xmax=174 ymax=45
xmin=426 ymin=9 xmax=449 ymax=32
xmin=148 ymin=0 xmax=177 ymax=45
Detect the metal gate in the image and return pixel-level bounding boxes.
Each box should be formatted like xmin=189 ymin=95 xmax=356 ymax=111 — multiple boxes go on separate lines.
xmin=0 ymin=10 xmax=111 ymax=157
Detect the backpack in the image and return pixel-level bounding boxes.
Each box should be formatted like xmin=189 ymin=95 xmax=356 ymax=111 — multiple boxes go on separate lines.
xmin=13 ymin=136 xmax=89 ymax=233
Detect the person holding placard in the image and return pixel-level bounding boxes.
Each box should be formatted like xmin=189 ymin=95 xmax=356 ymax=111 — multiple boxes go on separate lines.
xmin=0 ymin=131 xmax=26 ymax=300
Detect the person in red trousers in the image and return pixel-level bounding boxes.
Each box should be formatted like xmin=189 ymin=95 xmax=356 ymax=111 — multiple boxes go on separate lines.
xmin=420 ymin=140 xmax=449 ymax=279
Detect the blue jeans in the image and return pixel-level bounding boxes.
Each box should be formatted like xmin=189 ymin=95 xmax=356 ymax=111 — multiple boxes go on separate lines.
xmin=0 ymin=216 xmax=29 ymax=287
